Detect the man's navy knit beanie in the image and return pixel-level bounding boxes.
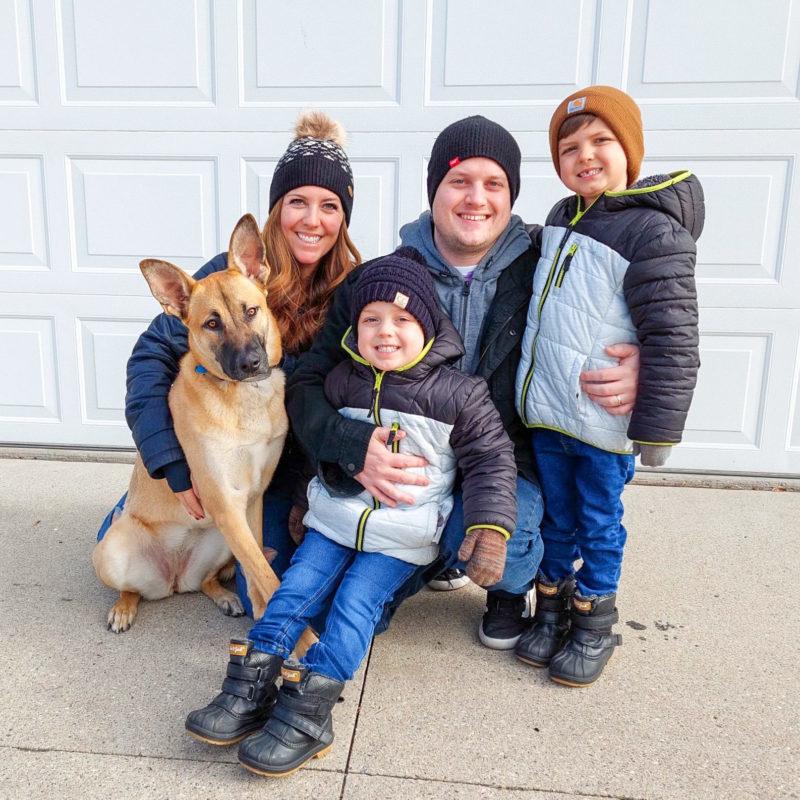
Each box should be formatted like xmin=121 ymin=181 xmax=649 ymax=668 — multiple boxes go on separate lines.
xmin=426 ymin=115 xmax=521 ymax=207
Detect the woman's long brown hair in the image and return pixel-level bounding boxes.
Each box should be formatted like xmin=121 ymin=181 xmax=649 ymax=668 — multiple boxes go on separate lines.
xmin=262 ymin=200 xmax=361 ymax=354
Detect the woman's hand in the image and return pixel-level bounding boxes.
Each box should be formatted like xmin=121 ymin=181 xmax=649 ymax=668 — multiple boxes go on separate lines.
xmin=355 ymin=427 xmax=429 ymax=507
xmin=580 ymin=343 xmax=640 ymax=416
xmin=176 ymin=486 xmax=205 ymax=520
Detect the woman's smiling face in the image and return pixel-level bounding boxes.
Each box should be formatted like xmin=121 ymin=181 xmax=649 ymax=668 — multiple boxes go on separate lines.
xmin=279 ymin=186 xmax=345 ymax=269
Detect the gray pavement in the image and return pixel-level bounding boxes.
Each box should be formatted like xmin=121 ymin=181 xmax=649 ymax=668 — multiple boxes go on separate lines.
xmin=0 ymin=458 xmax=797 ymax=800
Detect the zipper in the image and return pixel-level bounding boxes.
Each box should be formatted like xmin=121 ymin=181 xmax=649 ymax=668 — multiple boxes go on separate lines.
xmin=358 ymin=381 xmax=401 ymax=550
xmin=369 ymin=370 xmax=385 ymax=423
xmin=459 ymin=280 xmax=470 ymax=354
xmin=519 ymin=227 xmax=574 ymax=423
xmin=555 ymin=243 xmax=578 ymax=288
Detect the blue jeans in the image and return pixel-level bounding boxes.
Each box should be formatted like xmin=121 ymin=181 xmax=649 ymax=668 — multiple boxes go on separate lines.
xmin=376 ymin=475 xmax=544 ymax=633
xmin=248 ymin=530 xmax=416 ymax=682
xmin=532 ymin=429 xmax=635 ymax=596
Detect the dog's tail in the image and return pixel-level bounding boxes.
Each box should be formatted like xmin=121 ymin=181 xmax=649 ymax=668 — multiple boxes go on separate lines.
xmin=294 ymin=110 xmax=346 ymax=146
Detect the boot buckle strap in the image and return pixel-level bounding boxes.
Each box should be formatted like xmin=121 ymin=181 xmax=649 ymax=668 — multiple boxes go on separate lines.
xmin=271 ymin=705 xmax=332 ymax=744
xmin=226 ymin=662 xmax=262 ymax=682
xmin=278 ymin=693 xmax=326 ymax=716
xmin=570 ymin=627 xmax=622 ymax=647
xmin=534 ymin=608 xmax=565 ymax=624
xmin=571 ymin=611 xmax=618 ymax=630
xmin=222 ymin=676 xmax=257 ymax=700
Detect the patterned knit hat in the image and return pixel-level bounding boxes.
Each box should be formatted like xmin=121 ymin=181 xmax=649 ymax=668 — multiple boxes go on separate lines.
xmin=427 ymin=115 xmax=521 ymax=206
xmin=549 ymin=85 xmax=644 ymax=187
xmin=269 ymin=111 xmax=354 ymax=224
xmin=352 ymin=247 xmax=440 ymax=342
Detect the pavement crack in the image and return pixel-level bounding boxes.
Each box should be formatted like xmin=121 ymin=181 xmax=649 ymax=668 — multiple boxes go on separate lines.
xmin=339 ymin=638 xmax=375 ymax=800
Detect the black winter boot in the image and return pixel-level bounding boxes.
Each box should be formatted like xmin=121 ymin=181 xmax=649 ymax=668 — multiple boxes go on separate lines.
xmin=185 ymin=639 xmax=283 ymax=745
xmin=238 ymin=661 xmax=344 ymax=778
xmin=548 ymin=593 xmax=622 ymax=687
xmin=515 ymin=575 xmax=576 ymax=667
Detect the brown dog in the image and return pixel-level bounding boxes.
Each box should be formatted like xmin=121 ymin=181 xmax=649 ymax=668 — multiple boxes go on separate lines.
xmin=92 ymin=214 xmax=315 ymax=654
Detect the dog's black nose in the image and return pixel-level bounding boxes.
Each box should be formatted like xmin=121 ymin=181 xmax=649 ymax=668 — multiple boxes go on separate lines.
xmin=238 ymin=351 xmax=263 ymax=375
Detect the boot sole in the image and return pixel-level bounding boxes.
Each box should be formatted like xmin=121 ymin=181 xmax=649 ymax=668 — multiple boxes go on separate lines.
xmin=185 ymin=725 xmax=261 ymax=747
xmin=549 ymin=674 xmax=597 ymax=688
xmin=515 ymin=653 xmax=549 ymax=668
xmin=238 ymin=744 xmax=332 ymax=778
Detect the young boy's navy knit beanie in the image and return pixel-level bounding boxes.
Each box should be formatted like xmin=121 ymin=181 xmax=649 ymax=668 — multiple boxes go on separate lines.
xmin=352 ymin=247 xmax=440 ymax=342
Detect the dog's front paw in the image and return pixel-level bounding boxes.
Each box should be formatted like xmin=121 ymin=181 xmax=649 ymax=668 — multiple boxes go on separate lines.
xmin=216 ymin=590 xmax=245 ymax=617
xmin=107 ymin=602 xmax=137 ymax=633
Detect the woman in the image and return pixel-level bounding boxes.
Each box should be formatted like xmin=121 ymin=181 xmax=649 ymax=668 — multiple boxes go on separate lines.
xmin=98 ymin=111 xmax=361 ymax=612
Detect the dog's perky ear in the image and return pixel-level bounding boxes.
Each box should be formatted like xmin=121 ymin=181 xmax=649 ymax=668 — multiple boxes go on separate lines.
xmin=229 ymin=213 xmax=271 ymax=286
xmin=140 ymin=259 xmax=196 ymax=319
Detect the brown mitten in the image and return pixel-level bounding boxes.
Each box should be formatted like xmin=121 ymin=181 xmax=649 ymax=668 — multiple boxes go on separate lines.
xmin=288 ymin=504 xmax=307 ymax=546
xmin=457 ymin=528 xmax=507 ymax=587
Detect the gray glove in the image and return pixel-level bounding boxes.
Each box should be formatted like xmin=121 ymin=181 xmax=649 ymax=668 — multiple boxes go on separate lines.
xmin=633 ymin=443 xmax=672 ymax=467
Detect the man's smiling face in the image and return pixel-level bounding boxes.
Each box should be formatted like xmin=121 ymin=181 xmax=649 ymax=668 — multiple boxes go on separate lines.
xmin=431 ymin=157 xmax=512 ymax=266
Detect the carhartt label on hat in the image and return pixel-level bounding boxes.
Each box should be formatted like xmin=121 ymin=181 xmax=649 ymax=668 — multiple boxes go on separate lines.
xmin=449 ymin=156 xmax=461 ymax=168
xmin=567 ymin=96 xmax=587 ymax=114
xmin=393 ymin=291 xmax=409 ymax=309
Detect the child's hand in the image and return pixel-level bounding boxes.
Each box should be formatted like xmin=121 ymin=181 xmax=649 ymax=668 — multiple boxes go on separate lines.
xmin=288 ymin=504 xmax=307 ymax=545
xmin=457 ymin=528 xmax=507 ymax=587
xmin=633 ymin=443 xmax=672 ymax=467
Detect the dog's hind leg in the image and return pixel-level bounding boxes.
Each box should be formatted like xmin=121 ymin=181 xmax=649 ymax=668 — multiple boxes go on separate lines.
xmin=201 ymin=572 xmax=244 ymax=617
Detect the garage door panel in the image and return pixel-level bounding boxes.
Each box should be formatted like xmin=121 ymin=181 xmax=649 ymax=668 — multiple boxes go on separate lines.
xmin=670 ymin=309 xmax=799 ymax=475
xmin=77 ymin=317 xmax=149 ymax=425
xmin=628 ymin=0 xmax=800 ymax=100
xmin=67 ymin=157 xmax=220 ymax=272
xmin=0 ymin=156 xmax=48 ymax=269
xmin=427 ymin=0 xmax=599 ymax=105
xmin=242 ymin=0 xmax=400 ymax=105
xmin=0 ymin=0 xmax=36 ymax=105
xmin=59 ymin=0 xmax=215 ymax=105
xmin=0 ymin=315 xmax=59 ymax=421
xmin=683 ymin=333 xmax=770 ymax=448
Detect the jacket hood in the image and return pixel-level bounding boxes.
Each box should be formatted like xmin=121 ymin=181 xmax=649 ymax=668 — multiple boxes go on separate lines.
xmin=398 ymin=211 xmax=532 ymax=279
xmin=602 ymin=171 xmax=705 ymax=242
xmin=341 ymin=311 xmax=465 ymax=378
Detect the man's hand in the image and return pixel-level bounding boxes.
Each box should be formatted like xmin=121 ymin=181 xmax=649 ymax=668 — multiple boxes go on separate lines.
xmin=176 ymin=486 xmax=205 ymax=520
xmin=355 ymin=426 xmax=429 ymax=507
xmin=288 ymin=504 xmax=307 ymax=546
xmin=580 ymin=343 xmax=640 ymax=416
xmin=457 ymin=528 xmax=507 ymax=587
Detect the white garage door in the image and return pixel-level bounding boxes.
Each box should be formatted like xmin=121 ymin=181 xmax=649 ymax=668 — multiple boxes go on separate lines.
xmin=1 ymin=0 xmax=798 ymax=476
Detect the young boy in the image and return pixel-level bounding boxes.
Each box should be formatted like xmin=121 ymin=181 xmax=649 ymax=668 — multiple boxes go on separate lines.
xmin=515 ymin=85 xmax=704 ymax=686
xmin=187 ymin=247 xmax=518 ymax=777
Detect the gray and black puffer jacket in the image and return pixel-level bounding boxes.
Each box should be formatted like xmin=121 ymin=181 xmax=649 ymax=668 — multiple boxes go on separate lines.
xmin=516 ymin=171 xmax=704 ymax=453
xmin=303 ymin=314 xmax=517 ymax=566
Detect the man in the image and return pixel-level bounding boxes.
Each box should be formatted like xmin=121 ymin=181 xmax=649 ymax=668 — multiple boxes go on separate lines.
xmin=286 ymin=116 xmax=638 ymax=649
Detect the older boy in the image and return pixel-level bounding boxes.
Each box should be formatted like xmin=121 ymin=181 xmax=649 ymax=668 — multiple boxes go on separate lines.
xmin=515 ymin=85 xmax=703 ymax=686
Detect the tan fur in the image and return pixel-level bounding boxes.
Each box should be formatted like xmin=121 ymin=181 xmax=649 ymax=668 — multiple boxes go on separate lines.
xmin=294 ymin=110 xmax=346 ymax=146
xmin=92 ymin=214 xmax=316 ymax=655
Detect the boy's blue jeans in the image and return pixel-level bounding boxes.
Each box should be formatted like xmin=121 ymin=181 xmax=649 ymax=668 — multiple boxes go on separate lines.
xmin=532 ymin=429 xmax=635 ymax=597
xmin=376 ymin=475 xmax=544 ymax=633
xmin=248 ymin=530 xmax=416 ymax=682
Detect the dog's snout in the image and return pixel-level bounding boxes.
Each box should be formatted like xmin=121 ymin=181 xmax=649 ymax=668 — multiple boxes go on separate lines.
xmin=221 ymin=339 xmax=268 ymax=381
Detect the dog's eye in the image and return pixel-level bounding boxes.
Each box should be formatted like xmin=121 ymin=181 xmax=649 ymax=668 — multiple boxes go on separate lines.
xmin=246 ymin=307 xmax=258 ymax=318
xmin=204 ymin=319 xmax=220 ymax=330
